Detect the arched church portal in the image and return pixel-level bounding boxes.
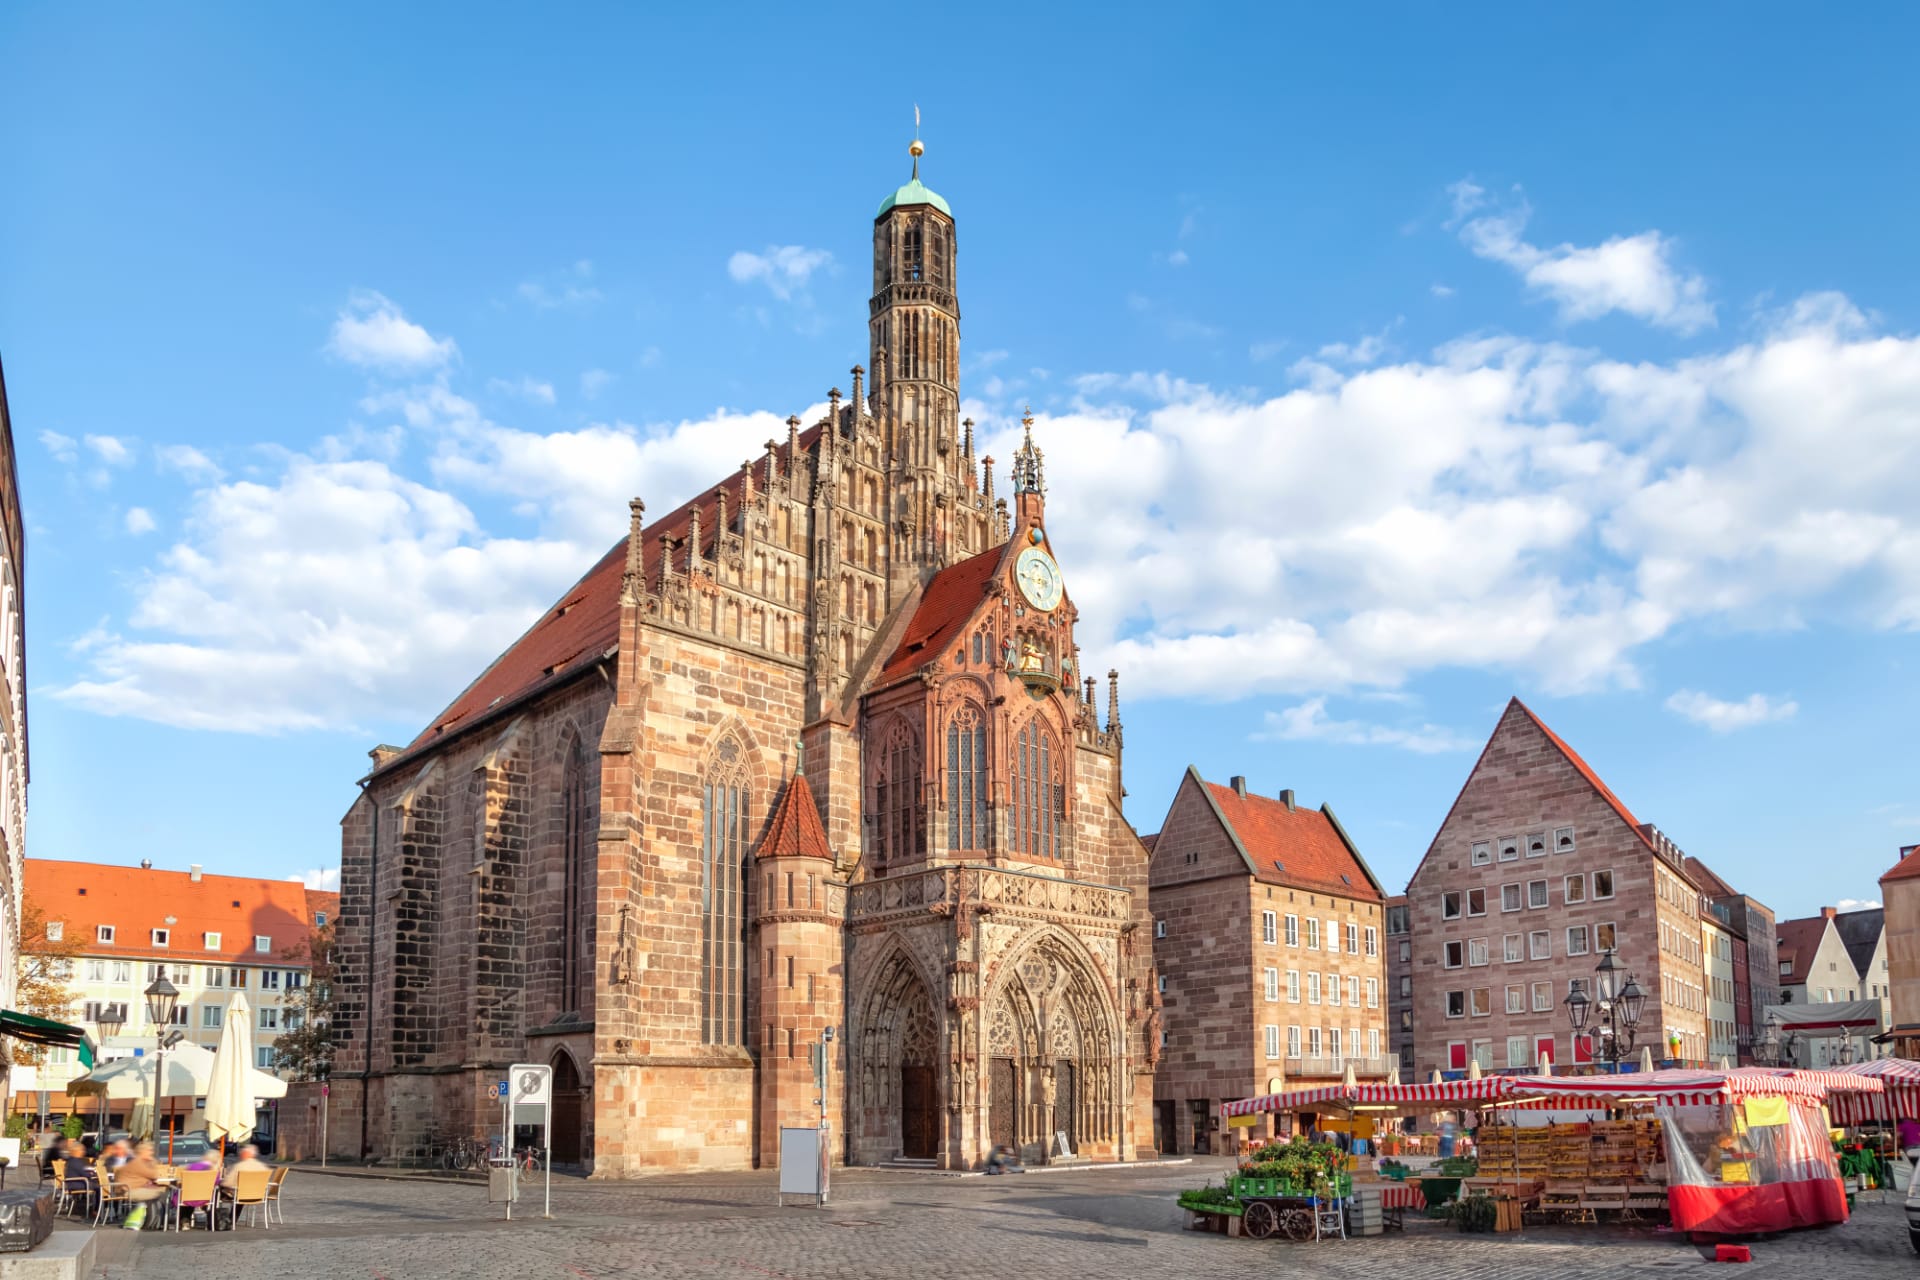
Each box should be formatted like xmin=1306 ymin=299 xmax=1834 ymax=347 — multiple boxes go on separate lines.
xmin=986 ymin=936 xmax=1117 ymax=1161
xmin=854 ymin=947 xmax=941 ymax=1161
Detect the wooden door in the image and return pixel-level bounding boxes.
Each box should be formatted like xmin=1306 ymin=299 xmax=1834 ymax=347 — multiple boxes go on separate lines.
xmin=989 ymin=1057 xmax=1017 ymax=1151
xmin=1053 ymin=1060 xmax=1077 ymax=1152
xmin=549 ymin=1053 xmax=585 ymax=1166
xmin=900 ymin=1065 xmax=937 ymax=1159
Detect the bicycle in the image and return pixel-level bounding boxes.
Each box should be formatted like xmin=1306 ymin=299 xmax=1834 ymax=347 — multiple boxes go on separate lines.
xmin=442 ymin=1136 xmax=485 ymax=1171
xmin=516 ymin=1145 xmax=542 ymax=1176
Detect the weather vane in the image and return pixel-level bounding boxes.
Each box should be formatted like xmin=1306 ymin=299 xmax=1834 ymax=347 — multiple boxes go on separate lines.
xmin=911 ymin=104 xmax=924 ymax=179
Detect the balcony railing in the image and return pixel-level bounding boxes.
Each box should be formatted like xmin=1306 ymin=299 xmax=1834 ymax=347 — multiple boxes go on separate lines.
xmin=1286 ymin=1055 xmax=1395 ymax=1078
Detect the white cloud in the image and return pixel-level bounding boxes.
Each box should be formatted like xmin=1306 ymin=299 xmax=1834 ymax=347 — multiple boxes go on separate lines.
xmin=39 ymin=430 xmax=77 ymax=463
xmin=580 ymin=368 xmax=615 ymax=399
xmin=1664 ymin=690 xmax=1799 ymax=733
xmin=727 ymin=246 xmax=833 ymax=301
xmin=1254 ymin=697 xmax=1476 ymax=753
xmin=326 ymin=290 xmax=457 ymax=370
xmin=124 ymin=507 xmax=156 ymax=535
xmin=637 ymin=347 xmax=662 ymax=370
xmin=85 ymin=435 xmax=134 ymax=466
xmin=1449 ymin=180 xmax=1715 ymax=335
xmin=1167 ymin=249 xmax=1190 ymax=267
xmin=155 ymin=445 xmax=223 ymax=482
xmin=487 ymin=376 xmax=557 ymax=405
xmin=517 ymin=260 xmax=601 ymax=310
xmin=1431 ymin=283 xmax=1455 ymax=299
xmin=289 ymin=868 xmax=340 ymax=892
xmin=1834 ymin=897 xmax=1882 ymax=912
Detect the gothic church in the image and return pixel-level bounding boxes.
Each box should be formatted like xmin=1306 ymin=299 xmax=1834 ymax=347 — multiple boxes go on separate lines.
xmin=328 ymin=139 xmax=1160 ymax=1174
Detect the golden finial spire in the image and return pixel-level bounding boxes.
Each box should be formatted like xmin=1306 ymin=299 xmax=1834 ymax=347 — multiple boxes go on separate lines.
xmin=910 ymin=104 xmax=924 ymax=180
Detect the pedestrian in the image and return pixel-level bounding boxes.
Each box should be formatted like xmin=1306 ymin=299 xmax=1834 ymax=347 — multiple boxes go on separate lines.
xmin=985 ymin=1144 xmax=1021 ymax=1175
xmin=113 ymin=1141 xmax=169 ymax=1230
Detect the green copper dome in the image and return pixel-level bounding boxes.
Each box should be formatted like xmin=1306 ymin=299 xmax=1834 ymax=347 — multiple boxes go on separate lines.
xmin=877 ymin=178 xmax=951 ymax=219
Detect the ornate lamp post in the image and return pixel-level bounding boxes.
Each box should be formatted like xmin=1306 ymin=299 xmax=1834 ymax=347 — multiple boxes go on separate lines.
xmin=1564 ymin=948 xmax=1644 ymax=1071
xmin=1758 ymin=1011 xmax=1799 ymax=1067
xmin=1836 ymin=1034 xmax=1856 ymax=1067
xmin=93 ymin=1004 xmax=125 ymax=1140
xmin=143 ymin=976 xmax=179 ymax=1154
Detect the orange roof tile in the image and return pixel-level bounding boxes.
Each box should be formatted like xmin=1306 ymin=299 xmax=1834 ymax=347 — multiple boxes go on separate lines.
xmin=393 ymin=425 xmax=827 ymax=766
xmin=1773 ymin=915 xmax=1832 ymax=986
xmin=1881 ymin=844 xmax=1920 ymax=884
xmin=1202 ymin=781 xmax=1384 ymax=901
xmin=26 ymin=858 xmax=330 ymax=964
xmin=757 ymin=771 xmax=832 ymax=861
xmin=878 ymin=543 xmax=1005 ymax=683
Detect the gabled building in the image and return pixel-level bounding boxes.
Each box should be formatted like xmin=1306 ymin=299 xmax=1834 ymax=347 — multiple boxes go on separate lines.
xmin=1385 ymin=894 xmax=1413 ymax=1073
xmin=1406 ymin=699 xmax=1710 ymax=1076
xmin=1684 ymin=856 xmax=1779 ymax=1064
xmin=1775 ymin=905 xmax=1888 ymax=1065
xmin=1146 ymin=769 xmax=1386 ymax=1152
xmin=1878 ymin=844 xmax=1920 ymax=1056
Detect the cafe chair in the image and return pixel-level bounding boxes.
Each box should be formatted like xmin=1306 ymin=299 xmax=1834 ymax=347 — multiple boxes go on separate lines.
xmin=227 ymin=1169 xmax=271 ymax=1230
xmin=263 ymin=1166 xmax=290 ymax=1226
xmin=93 ymin=1171 xmax=131 ymax=1228
xmin=172 ymin=1169 xmax=219 ymax=1232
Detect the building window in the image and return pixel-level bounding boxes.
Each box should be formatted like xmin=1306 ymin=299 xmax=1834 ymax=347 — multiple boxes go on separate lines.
xmin=1328 ymin=973 xmax=1343 ymax=1006
xmin=44 ymin=921 xmax=62 ymax=941
xmin=562 ymin=739 xmax=594 ymax=1012
xmin=1306 ymin=918 xmax=1321 ymax=950
xmin=1009 ymin=721 xmax=1062 ymax=860
xmin=229 ymin=967 xmax=247 ymax=989
xmin=1468 ymin=938 xmax=1489 ymax=967
xmin=1365 ymin=926 xmax=1378 ymax=957
xmin=112 ymin=961 xmax=131 ymax=983
xmin=873 ymin=717 xmax=925 ymax=862
xmin=1525 ymin=832 xmax=1547 ymax=858
xmin=1367 ymin=977 xmax=1378 ymax=1008
xmin=1369 ymin=1029 xmax=1381 ymax=1058
xmin=258 ymin=1007 xmax=279 ymax=1030
xmin=315 ymin=912 xmax=327 ymax=927
xmin=1564 ymin=875 xmax=1585 ymax=904
xmin=1385 ymin=905 xmax=1408 ymax=935
xmin=1346 ymin=922 xmax=1359 ymax=953
xmin=1445 ymin=991 xmax=1465 ymax=1018
xmin=1264 ymin=968 xmax=1279 ymax=1002
xmin=701 ymin=734 xmax=751 ymax=1046
xmin=1308 ymin=1027 xmax=1323 ymax=1055
xmin=1527 ymin=880 xmax=1548 ymax=909
xmin=1567 ymin=926 xmax=1590 ymax=956
xmin=202 ymin=1006 xmax=223 ymax=1029
xmin=1444 ymin=941 xmax=1463 ymax=968
xmin=253 ymin=936 xmax=270 ymax=954
xmin=1592 ymin=869 xmax=1615 ymax=899
xmin=204 ymin=932 xmax=221 ymax=951
xmin=1265 ymin=1025 xmax=1281 ymax=1060
xmin=1596 ymin=922 xmax=1617 ymax=952
xmin=1500 ymin=883 xmax=1520 ymax=912
xmin=1532 ymin=981 xmax=1553 ymax=1012
xmin=1287 ymin=970 xmax=1300 ymax=1003
xmin=256 ymin=1047 xmax=275 ymax=1070
xmin=1285 ymin=914 xmax=1300 ymax=946
xmin=945 ymin=703 xmax=987 ymax=851
xmin=1155 ymin=919 xmax=1166 ymax=939
xmin=1349 ymin=975 xmax=1361 ymax=1006
xmin=1441 ymin=892 xmax=1461 ymax=920
xmin=1504 ymin=933 xmax=1522 ymax=962
xmin=1471 ymin=841 xmax=1491 ymax=865
xmin=1329 ymin=1027 xmax=1342 ymax=1058
xmin=1506 ymin=984 xmax=1525 ymax=1014
xmin=97 ymin=925 xmax=115 ymax=945
xmin=1529 ymin=930 xmax=1550 ymax=960
xmin=1307 ymin=973 xmax=1321 ymax=1004
xmin=1498 ymin=836 xmax=1520 ymax=862
xmin=261 ymin=970 xmax=282 ymax=990
xmin=1467 ymin=889 xmax=1486 ymax=916
xmin=287 ymin=971 xmax=305 ymax=991
xmin=1288 ymin=1026 xmax=1302 ymax=1057
xmin=1262 ymin=911 xmax=1278 ymax=945
xmin=1398 ymin=938 xmax=1410 ymax=963
xmin=1554 ymin=825 xmax=1576 ymax=853
xmin=1507 ymin=1035 xmax=1530 ymax=1067
xmin=85 ymin=960 xmax=105 ymax=982
xmin=151 ymin=929 xmax=170 ymax=948
xmin=1399 ymin=975 xmax=1412 ymax=997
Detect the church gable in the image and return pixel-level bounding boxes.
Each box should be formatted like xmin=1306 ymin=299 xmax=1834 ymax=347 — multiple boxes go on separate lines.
xmin=1147 ymin=768 xmax=1255 ymax=887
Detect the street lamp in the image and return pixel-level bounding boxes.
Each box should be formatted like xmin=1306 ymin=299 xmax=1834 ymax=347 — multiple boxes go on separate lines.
xmin=1564 ymin=948 xmax=1643 ymax=1071
xmin=143 ymin=976 xmax=179 ymax=1158
xmin=93 ymin=1004 xmax=125 ymax=1141
xmin=1758 ymin=1011 xmax=1799 ymax=1067
xmin=1837 ymin=1035 xmax=1856 ymax=1067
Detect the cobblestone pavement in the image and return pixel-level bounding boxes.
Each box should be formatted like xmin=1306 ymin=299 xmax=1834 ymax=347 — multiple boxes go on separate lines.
xmin=89 ymin=1159 xmax=1920 ymax=1280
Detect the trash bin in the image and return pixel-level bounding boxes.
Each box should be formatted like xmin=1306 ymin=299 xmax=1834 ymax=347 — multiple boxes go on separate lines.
xmin=488 ymin=1165 xmax=518 ymax=1203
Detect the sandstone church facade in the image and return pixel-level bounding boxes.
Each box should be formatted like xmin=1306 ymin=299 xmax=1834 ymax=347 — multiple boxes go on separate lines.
xmin=326 ymin=143 xmax=1161 ymax=1175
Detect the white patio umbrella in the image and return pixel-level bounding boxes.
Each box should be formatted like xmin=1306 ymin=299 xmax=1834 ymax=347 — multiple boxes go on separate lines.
xmin=1386 ymin=1063 xmax=1402 ymax=1087
xmin=1467 ymin=1057 xmax=1483 ymax=1079
xmin=1343 ymin=1061 xmax=1358 ymax=1090
xmin=1639 ymin=1046 xmax=1655 ymax=1073
xmin=204 ymin=992 xmax=261 ymax=1148
xmin=1538 ymin=1046 xmax=1554 ymax=1076
xmin=65 ymin=1044 xmax=209 ymax=1101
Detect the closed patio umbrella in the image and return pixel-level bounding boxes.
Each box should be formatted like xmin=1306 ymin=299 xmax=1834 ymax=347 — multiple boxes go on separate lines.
xmin=204 ymin=992 xmax=260 ymax=1151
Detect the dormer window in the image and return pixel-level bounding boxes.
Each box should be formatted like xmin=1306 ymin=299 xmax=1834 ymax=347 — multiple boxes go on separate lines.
xmin=151 ymin=928 xmax=170 ymax=948
xmin=97 ymin=925 xmax=115 ymax=945
xmin=254 ymin=935 xmax=272 ymax=954
xmin=44 ymin=921 xmax=62 ymax=941
xmin=204 ymin=932 xmax=222 ymax=951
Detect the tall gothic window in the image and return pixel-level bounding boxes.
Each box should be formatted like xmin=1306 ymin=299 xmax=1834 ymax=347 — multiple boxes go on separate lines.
xmin=1011 ymin=722 xmax=1064 ymax=861
xmin=561 ymin=741 xmax=591 ymax=1012
xmin=930 ymin=226 xmax=946 ymax=289
xmin=946 ymin=704 xmax=987 ymax=851
xmin=903 ymin=224 xmax=923 ymax=283
xmin=701 ymin=735 xmax=749 ymax=1045
xmin=871 ymin=718 xmax=923 ymax=864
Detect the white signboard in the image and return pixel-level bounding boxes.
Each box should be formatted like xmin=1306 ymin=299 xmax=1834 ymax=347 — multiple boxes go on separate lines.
xmin=507 ymin=1063 xmax=554 ymax=1220
xmin=7 ymin=1066 xmax=35 ymax=1094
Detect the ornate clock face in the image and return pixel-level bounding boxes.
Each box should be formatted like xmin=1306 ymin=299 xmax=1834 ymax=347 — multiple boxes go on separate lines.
xmin=1014 ymin=547 xmax=1064 ymax=612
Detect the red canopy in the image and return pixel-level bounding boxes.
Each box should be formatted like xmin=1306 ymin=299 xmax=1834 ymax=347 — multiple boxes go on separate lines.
xmin=1221 ymin=1075 xmax=1515 ymax=1117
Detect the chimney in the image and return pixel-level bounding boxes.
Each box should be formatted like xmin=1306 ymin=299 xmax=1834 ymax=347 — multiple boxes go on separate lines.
xmin=189 ymin=864 xmax=203 ymax=882
xmin=1230 ymin=776 xmax=1247 ymax=798
xmin=1821 ymin=906 xmax=1837 ymax=920
xmin=1280 ymin=789 xmax=1296 ymax=812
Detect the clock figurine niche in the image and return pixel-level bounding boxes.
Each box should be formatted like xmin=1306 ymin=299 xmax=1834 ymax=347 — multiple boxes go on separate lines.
xmin=1014 ymin=531 xmax=1064 ymax=612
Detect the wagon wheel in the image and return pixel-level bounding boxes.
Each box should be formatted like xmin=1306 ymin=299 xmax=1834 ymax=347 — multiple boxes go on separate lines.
xmin=1281 ymin=1207 xmax=1315 ymax=1241
xmin=1242 ymin=1200 xmax=1279 ymax=1239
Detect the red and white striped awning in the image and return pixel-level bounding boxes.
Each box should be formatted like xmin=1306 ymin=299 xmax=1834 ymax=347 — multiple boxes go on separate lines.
xmin=1221 ymin=1076 xmax=1516 ymax=1118
xmin=1493 ymin=1068 xmax=1874 ymax=1111
xmin=1828 ymin=1058 xmax=1920 ymax=1124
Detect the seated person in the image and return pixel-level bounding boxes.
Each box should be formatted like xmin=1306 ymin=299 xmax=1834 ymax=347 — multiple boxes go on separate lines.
xmin=112 ymin=1141 xmax=169 ymax=1230
xmin=218 ymin=1143 xmax=270 ymax=1188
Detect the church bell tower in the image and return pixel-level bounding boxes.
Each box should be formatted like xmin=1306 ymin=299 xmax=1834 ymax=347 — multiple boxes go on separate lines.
xmin=870 ymin=129 xmax=977 ymax=572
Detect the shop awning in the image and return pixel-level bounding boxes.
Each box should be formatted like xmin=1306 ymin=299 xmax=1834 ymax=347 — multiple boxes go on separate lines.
xmin=1764 ymin=1000 xmax=1883 ymax=1032
xmin=0 ymin=1010 xmax=95 ymax=1069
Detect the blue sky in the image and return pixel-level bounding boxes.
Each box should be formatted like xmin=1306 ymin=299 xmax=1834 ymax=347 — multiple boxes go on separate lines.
xmin=3 ymin=5 xmax=1916 ymax=914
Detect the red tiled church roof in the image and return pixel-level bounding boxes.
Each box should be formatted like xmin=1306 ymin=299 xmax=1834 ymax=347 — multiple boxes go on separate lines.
xmin=758 ymin=770 xmax=833 ymax=861
xmin=26 ymin=858 xmax=331 ymax=964
xmin=1202 ymin=781 xmax=1384 ymax=901
xmin=877 ymin=542 xmax=1006 ymax=683
xmin=1881 ymin=844 xmax=1920 ymax=884
xmin=395 ymin=425 xmax=827 ymax=763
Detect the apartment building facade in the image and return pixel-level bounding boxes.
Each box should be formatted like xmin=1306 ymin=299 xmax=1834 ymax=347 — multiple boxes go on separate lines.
xmin=21 ymin=859 xmax=335 ymax=1108
xmin=1147 ymin=769 xmax=1387 ymax=1152
xmin=1775 ymin=905 xmax=1888 ymax=1065
xmin=1406 ymin=699 xmax=1710 ymax=1077
xmin=1384 ymin=895 xmax=1413 ymax=1073
xmin=1879 ymin=845 xmax=1920 ymax=1056
xmin=1683 ymin=856 xmax=1777 ymax=1063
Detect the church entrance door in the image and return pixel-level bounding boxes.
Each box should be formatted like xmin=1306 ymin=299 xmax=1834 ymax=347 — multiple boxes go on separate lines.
xmin=989 ymin=1057 xmax=1017 ymax=1151
xmin=900 ymin=1065 xmax=937 ymax=1159
xmin=1054 ymin=1060 xmax=1077 ymax=1153
xmin=549 ymin=1052 xmax=585 ymax=1166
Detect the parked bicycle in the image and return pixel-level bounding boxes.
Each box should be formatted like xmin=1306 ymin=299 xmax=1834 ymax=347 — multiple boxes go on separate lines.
xmin=441 ymin=1135 xmax=487 ymax=1171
